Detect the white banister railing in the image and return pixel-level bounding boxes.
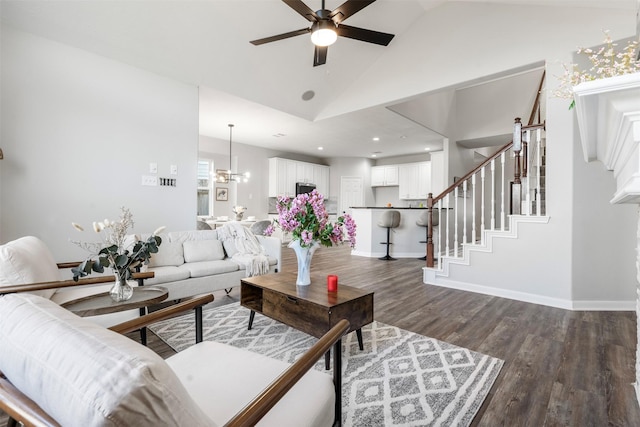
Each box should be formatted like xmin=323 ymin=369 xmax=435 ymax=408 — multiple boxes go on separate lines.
xmin=426 ymin=122 xmax=545 ymax=267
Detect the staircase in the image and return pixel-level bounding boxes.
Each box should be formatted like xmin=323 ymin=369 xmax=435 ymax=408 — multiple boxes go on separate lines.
xmin=423 ymin=72 xmax=548 ymax=293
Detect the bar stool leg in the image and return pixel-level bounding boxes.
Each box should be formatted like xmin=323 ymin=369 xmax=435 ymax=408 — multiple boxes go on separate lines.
xmin=379 ymin=227 xmax=396 ymax=261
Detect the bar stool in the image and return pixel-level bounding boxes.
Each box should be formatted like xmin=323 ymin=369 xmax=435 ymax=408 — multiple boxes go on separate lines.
xmin=416 ymin=209 xmax=439 ymax=260
xmin=378 ymin=210 xmax=401 ymax=261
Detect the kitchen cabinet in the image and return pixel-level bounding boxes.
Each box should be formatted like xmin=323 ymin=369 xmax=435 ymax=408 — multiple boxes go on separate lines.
xmin=314 ymin=165 xmax=329 ymax=196
xmin=296 ymin=162 xmax=314 ymax=184
xmin=399 ymin=162 xmax=431 ymax=199
xmin=269 ymin=157 xmax=329 ymax=197
xmin=268 ymin=158 xmax=296 ymax=197
xmin=371 ymin=165 xmax=398 ymax=186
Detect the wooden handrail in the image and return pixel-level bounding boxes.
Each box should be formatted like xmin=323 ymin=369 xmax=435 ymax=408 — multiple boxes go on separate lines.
xmin=108 ymin=294 xmax=214 ymax=334
xmin=527 ymin=69 xmax=546 ymax=126
xmin=224 ymin=319 xmax=350 ymax=427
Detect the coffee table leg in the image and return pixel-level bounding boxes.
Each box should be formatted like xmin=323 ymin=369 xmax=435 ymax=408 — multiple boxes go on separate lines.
xmin=139 ymin=307 xmax=147 ymax=346
xmin=195 ymin=306 xmax=203 ymax=343
xmin=333 ymin=338 xmax=342 ymax=427
xmin=356 ymin=328 xmax=363 ymax=351
xmin=248 ymin=310 xmax=255 ymax=330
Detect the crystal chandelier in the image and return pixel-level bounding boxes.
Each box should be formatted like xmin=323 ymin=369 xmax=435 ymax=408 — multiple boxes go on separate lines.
xmin=216 ymin=124 xmax=250 ymax=183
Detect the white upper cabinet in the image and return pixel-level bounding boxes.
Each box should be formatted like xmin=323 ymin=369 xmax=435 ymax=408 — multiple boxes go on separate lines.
xmin=399 ymin=162 xmax=431 ymax=199
xmin=371 ymin=165 xmax=399 ymax=186
xmin=314 ymin=165 xmax=330 ymax=196
xmin=269 ymin=158 xmax=329 ymax=197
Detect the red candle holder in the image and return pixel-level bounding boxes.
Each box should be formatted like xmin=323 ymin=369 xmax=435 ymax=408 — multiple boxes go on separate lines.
xmin=327 ymin=275 xmax=338 ymax=292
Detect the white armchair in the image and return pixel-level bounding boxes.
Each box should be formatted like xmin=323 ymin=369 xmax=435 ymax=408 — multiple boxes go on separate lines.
xmin=0 ymin=293 xmax=349 ymax=426
xmin=0 ymin=236 xmax=153 ymax=328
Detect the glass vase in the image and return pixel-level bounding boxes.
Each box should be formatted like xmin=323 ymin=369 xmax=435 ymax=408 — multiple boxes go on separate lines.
xmin=288 ymin=239 xmax=320 ymax=286
xmin=110 ymin=272 xmax=134 ymax=302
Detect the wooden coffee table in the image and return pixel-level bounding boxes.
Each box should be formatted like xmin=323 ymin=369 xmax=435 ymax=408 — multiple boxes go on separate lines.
xmin=240 ymin=272 xmax=374 ymax=359
xmin=62 ymin=286 xmax=170 ymax=346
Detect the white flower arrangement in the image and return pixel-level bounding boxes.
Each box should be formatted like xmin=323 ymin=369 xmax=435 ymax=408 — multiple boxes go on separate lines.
xmin=553 ymin=30 xmax=640 ymax=109
xmin=70 ymin=207 xmax=165 ymax=282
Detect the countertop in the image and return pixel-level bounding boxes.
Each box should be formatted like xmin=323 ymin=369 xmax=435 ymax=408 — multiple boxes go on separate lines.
xmin=350 ymin=207 xmax=427 ymax=209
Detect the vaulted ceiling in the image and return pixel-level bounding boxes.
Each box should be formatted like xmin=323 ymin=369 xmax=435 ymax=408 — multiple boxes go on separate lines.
xmin=1 ymin=0 xmax=635 ymax=158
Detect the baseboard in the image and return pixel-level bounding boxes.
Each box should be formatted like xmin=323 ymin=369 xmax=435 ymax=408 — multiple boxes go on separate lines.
xmin=352 ymin=250 xmax=426 ymax=259
xmin=570 ymin=300 xmax=636 ymax=311
xmin=421 ymin=271 xmax=635 ymax=311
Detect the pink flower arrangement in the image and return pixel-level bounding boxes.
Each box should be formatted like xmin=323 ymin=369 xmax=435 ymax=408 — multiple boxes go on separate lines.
xmin=265 ymin=190 xmax=356 ymax=248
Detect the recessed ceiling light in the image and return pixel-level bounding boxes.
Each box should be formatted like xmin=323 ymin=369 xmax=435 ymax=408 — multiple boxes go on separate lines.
xmin=424 ymin=147 xmax=430 ymax=151
xmin=318 ymin=146 xmax=323 ymax=150
xmin=371 ymin=154 xmax=377 ymax=157
xmin=302 ymin=90 xmax=315 ymax=101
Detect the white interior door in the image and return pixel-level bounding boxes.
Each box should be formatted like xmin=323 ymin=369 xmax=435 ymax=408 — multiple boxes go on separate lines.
xmin=340 ymin=176 xmax=364 ymax=216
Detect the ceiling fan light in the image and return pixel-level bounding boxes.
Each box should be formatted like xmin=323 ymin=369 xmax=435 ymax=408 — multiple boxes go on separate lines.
xmin=311 ymin=21 xmax=337 ymax=47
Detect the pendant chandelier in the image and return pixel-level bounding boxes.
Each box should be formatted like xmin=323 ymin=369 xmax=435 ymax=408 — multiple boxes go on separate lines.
xmin=216 ymin=124 xmax=250 ymax=183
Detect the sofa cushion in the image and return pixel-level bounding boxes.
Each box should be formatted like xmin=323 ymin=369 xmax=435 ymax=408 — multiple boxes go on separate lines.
xmin=147 ymin=239 xmax=184 ymax=268
xmin=183 ymin=240 xmax=225 ymax=263
xmin=143 ymin=265 xmax=191 ymax=286
xmin=0 ymin=293 xmax=213 ymax=427
xmin=185 ymin=260 xmax=239 ymax=278
xmin=0 ymin=236 xmax=58 ymax=299
xmin=166 ymin=341 xmax=335 ymax=427
xmin=234 ymin=255 xmax=278 ymax=270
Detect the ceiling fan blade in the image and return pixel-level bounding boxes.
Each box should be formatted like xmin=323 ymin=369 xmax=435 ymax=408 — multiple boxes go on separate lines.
xmin=336 ymin=24 xmax=394 ymax=46
xmin=314 ymin=45 xmax=328 ymax=67
xmin=329 ymin=0 xmax=376 ymax=23
xmin=250 ymin=28 xmax=310 ymax=46
xmin=282 ymin=0 xmax=319 ymax=22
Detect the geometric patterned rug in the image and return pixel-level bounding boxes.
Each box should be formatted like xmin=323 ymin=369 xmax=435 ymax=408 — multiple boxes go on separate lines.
xmin=149 ymin=302 xmax=503 ymax=426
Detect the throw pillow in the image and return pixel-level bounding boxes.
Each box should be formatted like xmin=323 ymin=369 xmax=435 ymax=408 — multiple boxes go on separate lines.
xmin=147 ymin=239 xmax=184 ymax=268
xmin=183 ymin=239 xmax=225 ymax=263
xmin=0 ymin=236 xmax=58 ymax=299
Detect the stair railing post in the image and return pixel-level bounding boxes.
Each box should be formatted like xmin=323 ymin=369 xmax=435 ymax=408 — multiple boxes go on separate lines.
xmin=512 ymin=117 xmax=523 ymax=214
xmin=426 ymin=193 xmax=435 ymax=268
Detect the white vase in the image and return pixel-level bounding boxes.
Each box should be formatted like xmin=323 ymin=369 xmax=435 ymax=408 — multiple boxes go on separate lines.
xmin=288 ymin=240 xmax=320 ymax=286
xmin=110 ymin=272 xmax=134 ymax=302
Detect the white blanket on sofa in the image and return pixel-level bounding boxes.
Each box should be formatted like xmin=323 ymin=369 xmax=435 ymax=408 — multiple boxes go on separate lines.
xmin=217 ymin=222 xmax=270 ymax=277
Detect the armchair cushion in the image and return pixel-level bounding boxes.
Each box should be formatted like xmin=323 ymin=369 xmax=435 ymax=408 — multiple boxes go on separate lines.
xmin=166 ymin=341 xmax=335 ymax=427
xmin=0 ymin=236 xmax=58 ymax=299
xmin=0 ymin=293 xmax=212 ymax=427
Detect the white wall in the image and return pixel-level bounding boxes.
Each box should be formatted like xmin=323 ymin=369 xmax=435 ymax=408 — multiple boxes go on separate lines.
xmin=0 ymin=27 xmax=199 ymax=261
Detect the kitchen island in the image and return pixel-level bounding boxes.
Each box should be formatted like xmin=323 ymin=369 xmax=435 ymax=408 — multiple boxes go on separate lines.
xmin=349 ymin=207 xmax=438 ymax=259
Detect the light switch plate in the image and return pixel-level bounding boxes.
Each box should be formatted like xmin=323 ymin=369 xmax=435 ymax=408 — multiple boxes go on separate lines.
xmin=141 ymin=175 xmax=158 ymax=186
xmin=149 ymin=163 xmax=157 ymax=174
xmin=170 ymin=165 xmax=178 ymax=175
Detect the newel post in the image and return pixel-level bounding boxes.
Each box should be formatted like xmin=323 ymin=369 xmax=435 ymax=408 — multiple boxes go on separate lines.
xmin=511 ymin=117 xmax=523 ymax=214
xmin=426 ymin=193 xmax=435 ymax=268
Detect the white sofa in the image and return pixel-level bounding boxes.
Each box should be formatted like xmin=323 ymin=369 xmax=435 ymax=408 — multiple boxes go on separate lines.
xmin=0 ymin=230 xmax=281 ymax=326
xmin=139 ymin=229 xmax=282 ymax=301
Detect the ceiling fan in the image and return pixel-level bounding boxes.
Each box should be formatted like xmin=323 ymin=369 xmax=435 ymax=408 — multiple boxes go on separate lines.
xmin=250 ymin=0 xmax=395 ymax=67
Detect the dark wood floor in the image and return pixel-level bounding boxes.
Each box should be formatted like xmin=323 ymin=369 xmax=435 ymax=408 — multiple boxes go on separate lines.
xmin=3 ymin=244 xmax=639 ymax=426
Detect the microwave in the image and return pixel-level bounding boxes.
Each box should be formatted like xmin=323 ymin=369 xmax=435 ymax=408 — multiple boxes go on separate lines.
xmin=296 ymin=182 xmax=316 ymax=195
